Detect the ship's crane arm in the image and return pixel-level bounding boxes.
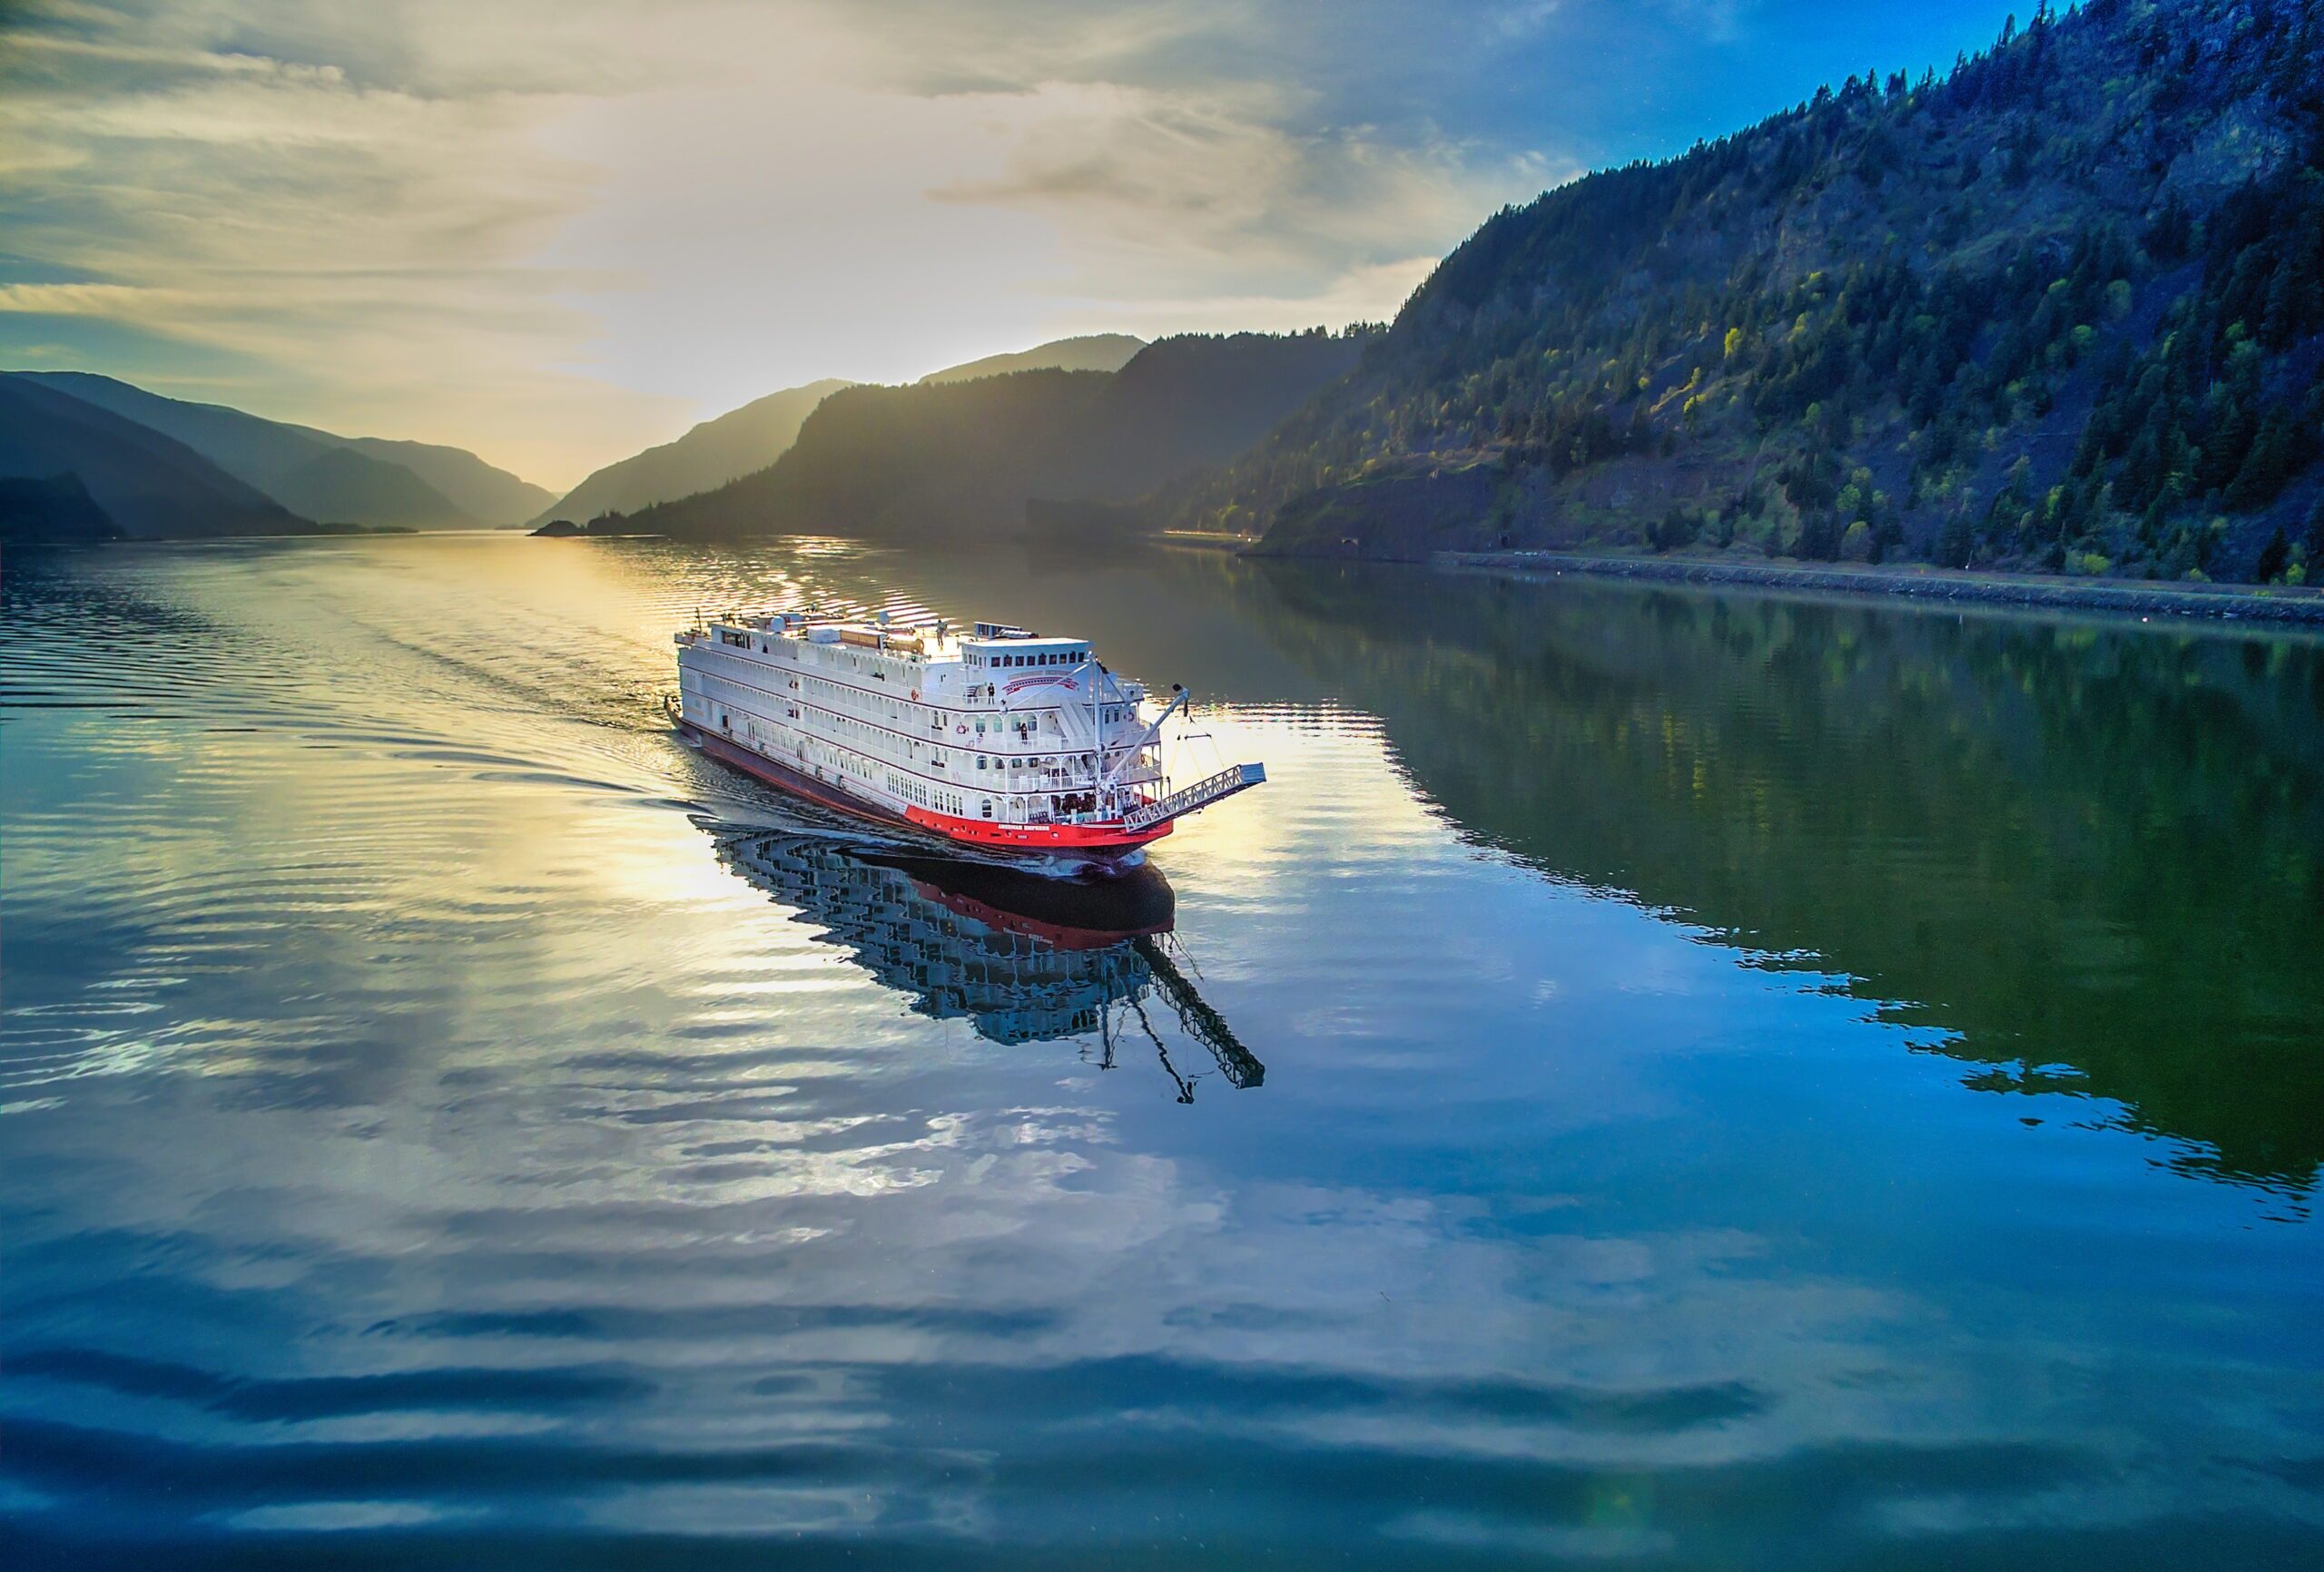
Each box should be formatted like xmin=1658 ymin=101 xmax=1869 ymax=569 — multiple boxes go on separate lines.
xmin=1097 ymin=682 xmax=1189 ymax=789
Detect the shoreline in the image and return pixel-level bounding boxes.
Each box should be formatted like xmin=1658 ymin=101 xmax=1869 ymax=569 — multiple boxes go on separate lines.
xmin=1433 ymin=549 xmax=2324 ymax=627
xmin=1152 ymin=529 xmax=1248 ymax=553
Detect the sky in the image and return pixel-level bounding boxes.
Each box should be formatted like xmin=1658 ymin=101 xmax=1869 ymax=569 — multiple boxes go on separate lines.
xmin=0 ymin=0 xmax=2015 ymax=490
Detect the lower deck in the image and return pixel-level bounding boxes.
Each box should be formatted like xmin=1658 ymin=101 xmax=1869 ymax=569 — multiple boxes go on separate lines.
xmin=680 ymin=722 xmax=1170 ymax=859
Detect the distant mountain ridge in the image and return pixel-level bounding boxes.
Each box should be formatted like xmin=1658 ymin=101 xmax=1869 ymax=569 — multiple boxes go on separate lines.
xmin=10 ymin=371 xmax=551 ymax=527
xmin=635 ymin=368 xmax=1110 ymax=541
xmin=270 ymin=441 xmax=467 ymax=526
xmin=1183 ymin=0 xmax=2324 ymax=584
xmin=0 ymin=377 xmax=311 ymax=538
xmin=627 ymin=329 xmax=1370 ymax=543
xmin=331 ymin=435 xmax=553 ymax=526
xmin=533 ymin=378 xmax=855 ymax=526
xmin=538 ymin=337 xmax=1151 ymax=526
xmin=917 ymin=334 xmax=1146 ymax=386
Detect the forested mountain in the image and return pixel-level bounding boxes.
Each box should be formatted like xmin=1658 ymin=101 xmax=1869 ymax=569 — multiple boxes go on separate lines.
xmin=0 ymin=474 xmax=120 ymax=544
xmin=632 ymin=369 xmax=1101 ymax=540
xmin=630 ymin=330 xmax=1368 ymax=542
xmin=1187 ymin=0 xmax=2324 ymax=583
xmin=8 ymin=372 xmax=550 ymax=526
xmin=539 ymin=340 xmax=1151 ymax=527
xmin=535 ymin=379 xmax=854 ymax=526
xmin=0 ymin=378 xmax=311 ymax=538
xmin=1098 ymin=332 xmax=1376 ymax=475
xmin=916 ymin=334 xmax=1145 ymax=385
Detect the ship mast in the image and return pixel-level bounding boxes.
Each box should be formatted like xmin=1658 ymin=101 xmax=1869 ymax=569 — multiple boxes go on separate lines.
xmin=1081 ymin=654 xmax=1102 ymax=801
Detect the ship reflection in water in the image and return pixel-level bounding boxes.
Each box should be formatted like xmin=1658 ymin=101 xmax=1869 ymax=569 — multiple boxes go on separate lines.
xmin=712 ymin=827 xmax=1264 ymax=1101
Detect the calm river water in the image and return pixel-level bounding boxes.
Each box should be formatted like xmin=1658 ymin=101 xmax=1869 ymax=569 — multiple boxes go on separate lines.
xmin=4 ymin=533 xmax=2320 ymax=1568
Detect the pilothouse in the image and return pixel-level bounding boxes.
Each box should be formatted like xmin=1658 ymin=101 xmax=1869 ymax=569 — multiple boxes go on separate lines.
xmin=672 ymin=609 xmax=1264 ymax=871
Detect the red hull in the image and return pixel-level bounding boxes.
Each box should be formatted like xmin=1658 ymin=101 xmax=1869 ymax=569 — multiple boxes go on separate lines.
xmin=900 ymin=802 xmax=1170 ymax=854
xmin=682 ymin=723 xmax=1170 ymax=859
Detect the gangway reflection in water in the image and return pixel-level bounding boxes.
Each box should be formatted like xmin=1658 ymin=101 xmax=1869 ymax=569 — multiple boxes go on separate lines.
xmin=710 ymin=826 xmax=1264 ymax=1102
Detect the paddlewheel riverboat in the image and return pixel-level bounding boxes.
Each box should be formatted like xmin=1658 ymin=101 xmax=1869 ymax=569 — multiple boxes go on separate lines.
xmin=672 ymin=610 xmax=1264 ymax=872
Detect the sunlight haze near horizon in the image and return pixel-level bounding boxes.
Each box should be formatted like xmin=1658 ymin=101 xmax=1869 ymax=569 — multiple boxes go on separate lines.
xmin=2 ymin=0 xmax=2012 ymax=488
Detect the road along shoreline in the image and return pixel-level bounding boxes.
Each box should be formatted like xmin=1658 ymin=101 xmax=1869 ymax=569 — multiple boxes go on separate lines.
xmin=1433 ymin=550 xmax=2324 ymax=627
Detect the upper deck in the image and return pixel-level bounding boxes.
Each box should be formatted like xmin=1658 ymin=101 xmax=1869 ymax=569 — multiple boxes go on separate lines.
xmin=679 ymin=613 xmax=1124 ymax=714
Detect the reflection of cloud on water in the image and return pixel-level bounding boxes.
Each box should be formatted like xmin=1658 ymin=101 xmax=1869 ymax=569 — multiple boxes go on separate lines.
xmin=25 ymin=1024 xmax=2312 ymax=1552
xmin=8 ymin=538 xmax=2320 ymax=1561
xmin=298 ymin=1115 xmax=2307 ymax=1553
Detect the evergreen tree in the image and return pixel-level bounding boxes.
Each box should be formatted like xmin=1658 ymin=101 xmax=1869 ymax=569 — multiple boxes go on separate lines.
xmin=1935 ymin=509 xmax=1976 ymax=569
xmin=2253 ymin=526 xmax=2291 ymax=584
xmin=2226 ymin=409 xmax=2297 ymax=510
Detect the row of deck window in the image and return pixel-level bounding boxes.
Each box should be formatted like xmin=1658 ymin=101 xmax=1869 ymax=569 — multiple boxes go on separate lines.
xmin=690 ymin=663 xmax=1156 ymax=791
xmin=721 ymin=644 xmax=1137 ymax=735
xmin=972 ymin=649 xmax=1083 ymax=668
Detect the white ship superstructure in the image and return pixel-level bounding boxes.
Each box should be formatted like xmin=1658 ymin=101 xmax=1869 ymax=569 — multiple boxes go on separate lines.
xmin=673 ymin=611 xmax=1262 ymax=866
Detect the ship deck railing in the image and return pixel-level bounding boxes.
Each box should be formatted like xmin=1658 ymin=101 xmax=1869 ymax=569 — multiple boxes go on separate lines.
xmin=1123 ymin=762 xmax=1266 ymax=831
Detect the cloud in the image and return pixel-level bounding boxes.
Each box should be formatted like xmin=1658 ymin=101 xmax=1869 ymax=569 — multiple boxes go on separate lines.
xmin=928 ymin=80 xmax=1563 ymax=300
xmin=5 ymin=0 xmax=1841 ymax=484
xmin=0 ymin=0 xmax=682 ymax=483
xmin=524 ymin=4 xmax=1565 ymax=423
xmin=0 ymin=280 xmax=184 ymax=316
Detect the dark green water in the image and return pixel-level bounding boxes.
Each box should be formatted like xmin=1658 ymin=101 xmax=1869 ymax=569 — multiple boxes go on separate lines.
xmin=4 ymin=534 xmax=2320 ymax=1568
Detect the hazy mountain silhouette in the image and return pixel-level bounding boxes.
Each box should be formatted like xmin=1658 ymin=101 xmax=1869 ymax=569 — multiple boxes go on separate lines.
xmin=331 ymin=435 xmax=554 ymax=526
xmin=629 ymin=330 xmax=1366 ymax=543
xmin=533 ymin=378 xmax=854 ymax=526
xmin=12 ymin=371 xmax=549 ymax=527
xmin=0 ymin=377 xmax=311 ymax=538
xmin=917 ymin=333 xmax=1146 ymax=386
xmin=0 ymin=473 xmax=121 ymax=544
xmin=262 ymin=442 xmax=470 ymax=526
xmin=540 ymin=340 xmax=1151 ymax=526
